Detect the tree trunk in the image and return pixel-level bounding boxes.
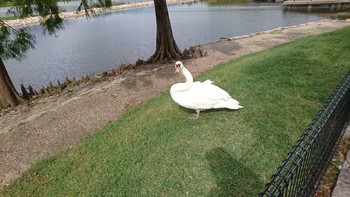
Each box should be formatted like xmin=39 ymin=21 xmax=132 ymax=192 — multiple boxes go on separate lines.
xmin=0 ymin=58 xmax=27 ymax=108
xmin=147 ymin=0 xmax=182 ymax=63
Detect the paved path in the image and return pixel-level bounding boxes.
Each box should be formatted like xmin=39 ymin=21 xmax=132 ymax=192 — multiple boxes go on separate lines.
xmin=332 ymin=125 xmax=350 ymax=197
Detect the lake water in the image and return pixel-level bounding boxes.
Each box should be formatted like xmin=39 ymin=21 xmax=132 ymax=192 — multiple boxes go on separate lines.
xmin=4 ymin=1 xmax=328 ymax=90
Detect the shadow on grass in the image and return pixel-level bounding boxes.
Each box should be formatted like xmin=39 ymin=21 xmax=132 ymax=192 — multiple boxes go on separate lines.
xmin=206 ymin=147 xmax=263 ymax=197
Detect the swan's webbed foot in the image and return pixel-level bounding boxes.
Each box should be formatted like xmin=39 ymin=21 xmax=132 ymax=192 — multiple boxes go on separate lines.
xmin=189 ymin=110 xmax=200 ymax=120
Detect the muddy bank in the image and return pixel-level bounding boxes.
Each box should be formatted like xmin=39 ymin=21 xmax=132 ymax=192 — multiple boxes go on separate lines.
xmin=1 ymin=19 xmax=350 ymax=188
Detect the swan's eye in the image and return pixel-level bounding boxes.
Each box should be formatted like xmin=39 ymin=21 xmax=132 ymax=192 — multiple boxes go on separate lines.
xmin=176 ymin=64 xmax=180 ymax=67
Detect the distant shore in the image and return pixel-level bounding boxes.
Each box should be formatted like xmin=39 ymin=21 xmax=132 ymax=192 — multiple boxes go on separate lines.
xmin=5 ymin=0 xmax=198 ymax=28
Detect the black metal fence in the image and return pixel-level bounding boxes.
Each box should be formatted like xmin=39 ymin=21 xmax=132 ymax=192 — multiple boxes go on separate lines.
xmin=259 ymin=71 xmax=350 ymax=197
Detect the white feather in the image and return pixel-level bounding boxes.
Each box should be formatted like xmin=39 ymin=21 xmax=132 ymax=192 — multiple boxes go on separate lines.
xmin=170 ymin=61 xmax=243 ymax=117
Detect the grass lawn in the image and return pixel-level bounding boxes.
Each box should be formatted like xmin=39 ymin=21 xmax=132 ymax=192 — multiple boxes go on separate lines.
xmin=2 ymin=26 xmax=350 ymax=196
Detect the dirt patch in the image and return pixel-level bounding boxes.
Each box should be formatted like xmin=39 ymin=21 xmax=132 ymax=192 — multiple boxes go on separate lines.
xmin=1 ymin=19 xmax=350 ymax=188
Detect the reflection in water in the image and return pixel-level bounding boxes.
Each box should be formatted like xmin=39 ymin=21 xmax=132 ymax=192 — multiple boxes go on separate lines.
xmin=4 ymin=1 xmax=327 ymax=90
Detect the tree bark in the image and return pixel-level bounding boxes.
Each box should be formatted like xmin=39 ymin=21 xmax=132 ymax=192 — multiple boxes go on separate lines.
xmin=0 ymin=58 xmax=27 ymax=108
xmin=147 ymin=0 xmax=182 ymax=64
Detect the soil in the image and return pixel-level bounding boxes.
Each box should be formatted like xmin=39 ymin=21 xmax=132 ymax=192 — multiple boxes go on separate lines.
xmin=1 ymin=19 xmax=350 ymax=188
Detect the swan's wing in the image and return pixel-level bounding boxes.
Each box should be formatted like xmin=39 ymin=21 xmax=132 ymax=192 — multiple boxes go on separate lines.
xmin=186 ymin=82 xmax=240 ymax=109
xmin=193 ymin=82 xmax=232 ymax=100
xmin=171 ymin=80 xmax=242 ymax=110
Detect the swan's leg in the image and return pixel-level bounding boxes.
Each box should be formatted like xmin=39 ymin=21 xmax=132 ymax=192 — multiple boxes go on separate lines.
xmin=190 ymin=110 xmax=201 ymax=119
xmin=195 ymin=110 xmax=200 ymax=119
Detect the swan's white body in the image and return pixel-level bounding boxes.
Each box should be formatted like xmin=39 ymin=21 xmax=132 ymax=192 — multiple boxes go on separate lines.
xmin=170 ymin=61 xmax=243 ymax=118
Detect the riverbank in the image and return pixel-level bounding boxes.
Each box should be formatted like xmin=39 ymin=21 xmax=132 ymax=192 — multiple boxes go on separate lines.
xmin=1 ymin=19 xmax=350 ymax=189
xmin=4 ymin=0 xmax=198 ymax=28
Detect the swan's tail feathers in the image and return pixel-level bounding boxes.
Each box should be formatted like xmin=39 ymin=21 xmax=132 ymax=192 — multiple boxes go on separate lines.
xmin=226 ymin=103 xmax=244 ymax=110
xmin=214 ymin=98 xmax=243 ymax=110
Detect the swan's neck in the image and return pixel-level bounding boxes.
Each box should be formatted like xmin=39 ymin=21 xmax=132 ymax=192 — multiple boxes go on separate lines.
xmin=171 ymin=67 xmax=193 ymax=93
xmin=181 ymin=67 xmax=193 ymax=85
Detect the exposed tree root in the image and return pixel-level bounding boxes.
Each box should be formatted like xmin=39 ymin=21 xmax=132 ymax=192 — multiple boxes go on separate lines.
xmin=182 ymin=46 xmax=208 ymax=60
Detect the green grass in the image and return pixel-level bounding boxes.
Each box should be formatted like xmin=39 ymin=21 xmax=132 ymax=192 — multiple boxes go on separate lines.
xmin=2 ymin=26 xmax=350 ymax=196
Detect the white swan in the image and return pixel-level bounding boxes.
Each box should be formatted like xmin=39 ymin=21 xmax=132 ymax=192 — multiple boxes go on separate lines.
xmin=170 ymin=61 xmax=243 ymax=119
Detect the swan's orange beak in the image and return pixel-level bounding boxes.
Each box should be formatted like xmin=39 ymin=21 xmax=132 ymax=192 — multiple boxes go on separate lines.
xmin=175 ymin=67 xmax=180 ymax=73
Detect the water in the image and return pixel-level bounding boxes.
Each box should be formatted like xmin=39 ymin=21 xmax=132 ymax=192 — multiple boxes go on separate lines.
xmin=4 ymin=1 xmax=328 ymax=90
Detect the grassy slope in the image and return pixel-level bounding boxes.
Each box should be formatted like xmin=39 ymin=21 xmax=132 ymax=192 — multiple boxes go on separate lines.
xmin=2 ymin=26 xmax=350 ymax=196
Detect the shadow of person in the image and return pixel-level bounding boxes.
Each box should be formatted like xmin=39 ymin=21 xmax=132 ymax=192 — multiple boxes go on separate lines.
xmin=205 ymin=147 xmax=262 ymax=197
